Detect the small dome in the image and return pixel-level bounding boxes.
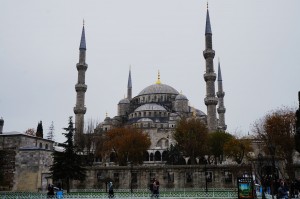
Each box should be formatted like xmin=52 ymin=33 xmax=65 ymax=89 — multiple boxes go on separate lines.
xmin=175 ymin=94 xmax=188 ymax=100
xmin=137 ymin=118 xmax=153 ymax=123
xmin=135 ymin=104 xmax=167 ymax=112
xmin=118 ymin=98 xmax=130 ymax=104
xmin=138 ymin=84 xmax=179 ymax=96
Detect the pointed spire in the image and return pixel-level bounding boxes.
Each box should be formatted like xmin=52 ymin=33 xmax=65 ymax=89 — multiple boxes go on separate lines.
xmin=218 ymin=58 xmax=222 ymax=81
xmin=79 ymin=21 xmax=86 ymax=50
xmin=205 ymin=5 xmax=212 ymax=34
xmin=128 ymin=66 xmax=132 ymax=88
xmin=156 ymin=70 xmax=161 ymax=84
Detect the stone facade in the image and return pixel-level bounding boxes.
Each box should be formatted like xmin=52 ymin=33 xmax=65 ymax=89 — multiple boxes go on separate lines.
xmin=72 ymin=164 xmax=251 ymax=190
xmin=0 ymin=133 xmax=54 ymax=191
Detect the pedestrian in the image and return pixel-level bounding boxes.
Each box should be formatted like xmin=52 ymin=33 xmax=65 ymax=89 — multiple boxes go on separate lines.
xmin=152 ymin=178 xmax=160 ymax=198
xmin=278 ymin=181 xmax=288 ymax=199
xmin=108 ymin=181 xmax=114 ymax=198
xmin=47 ymin=184 xmax=55 ymax=199
xmin=149 ymin=178 xmax=154 ymax=197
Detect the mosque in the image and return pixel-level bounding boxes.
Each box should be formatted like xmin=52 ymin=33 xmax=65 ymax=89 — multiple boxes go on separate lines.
xmin=74 ymin=7 xmax=227 ymax=164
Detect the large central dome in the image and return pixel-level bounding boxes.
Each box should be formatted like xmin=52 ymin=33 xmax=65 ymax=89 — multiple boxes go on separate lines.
xmin=138 ymin=83 xmax=179 ymax=96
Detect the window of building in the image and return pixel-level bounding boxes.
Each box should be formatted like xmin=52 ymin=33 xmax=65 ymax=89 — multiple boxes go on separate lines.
xmin=114 ymin=173 xmax=119 ymax=183
xmin=45 ymin=144 xmax=48 ymax=149
xmin=224 ymin=171 xmax=232 ymax=183
xmin=186 ymin=172 xmax=193 ymax=183
xmin=39 ymin=143 xmax=42 ymax=148
xmin=168 ymin=172 xmax=174 ymax=183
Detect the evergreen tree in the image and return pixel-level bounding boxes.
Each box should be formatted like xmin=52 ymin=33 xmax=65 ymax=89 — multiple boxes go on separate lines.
xmin=49 ymin=117 xmax=86 ymax=193
xmin=47 ymin=121 xmax=55 ymax=140
xmin=36 ymin=121 xmax=43 ymax=138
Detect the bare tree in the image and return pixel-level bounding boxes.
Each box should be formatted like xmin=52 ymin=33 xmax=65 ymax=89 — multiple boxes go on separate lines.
xmin=24 ymin=128 xmax=35 ymax=136
xmin=252 ymin=106 xmax=296 ymax=180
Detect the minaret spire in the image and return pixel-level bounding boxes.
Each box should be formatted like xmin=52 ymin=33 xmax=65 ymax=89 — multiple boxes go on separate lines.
xmin=74 ymin=23 xmax=88 ymax=143
xmin=156 ymin=70 xmax=161 ymax=84
xmin=79 ymin=22 xmax=86 ymax=50
xmin=217 ymin=59 xmax=227 ymax=131
xmin=203 ymin=6 xmax=218 ymax=132
xmin=205 ymin=4 xmax=212 ymax=35
xmin=127 ymin=66 xmax=132 ymax=100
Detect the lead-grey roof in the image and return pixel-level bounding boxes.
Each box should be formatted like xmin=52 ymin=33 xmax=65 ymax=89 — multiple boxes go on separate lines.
xmin=205 ymin=9 xmax=212 ymax=34
xmin=138 ymin=83 xmax=179 ymax=96
xmin=218 ymin=61 xmax=222 ymax=81
xmin=175 ymin=94 xmax=188 ymax=100
xmin=128 ymin=69 xmax=132 ymax=88
xmin=118 ymin=98 xmax=130 ymax=104
xmin=135 ymin=104 xmax=167 ymax=112
xmin=79 ymin=26 xmax=86 ymax=50
xmin=137 ymin=118 xmax=153 ymax=123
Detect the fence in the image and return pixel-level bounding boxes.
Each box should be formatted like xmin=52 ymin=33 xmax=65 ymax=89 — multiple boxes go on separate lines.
xmin=0 ymin=188 xmax=238 ymax=199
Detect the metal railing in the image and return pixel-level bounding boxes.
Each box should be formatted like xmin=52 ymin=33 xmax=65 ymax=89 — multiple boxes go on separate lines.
xmin=0 ymin=189 xmax=238 ymax=199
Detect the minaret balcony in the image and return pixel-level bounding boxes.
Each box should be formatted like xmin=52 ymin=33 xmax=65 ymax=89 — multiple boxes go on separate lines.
xmin=217 ymin=91 xmax=225 ymax=98
xmin=203 ymin=49 xmax=215 ymax=59
xmin=217 ymin=107 xmax=226 ymax=114
xmin=76 ymin=63 xmax=88 ymax=71
xmin=75 ymin=84 xmax=87 ymax=92
xmin=204 ymin=73 xmax=216 ymax=81
xmin=74 ymin=106 xmax=87 ymax=114
xmin=204 ymin=97 xmax=218 ymax=106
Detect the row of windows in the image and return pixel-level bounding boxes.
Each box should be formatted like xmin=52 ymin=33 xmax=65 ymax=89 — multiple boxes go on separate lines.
xmin=96 ymin=171 xmax=233 ymax=185
xmin=38 ymin=142 xmax=49 ymax=150
xmin=138 ymin=94 xmax=176 ymax=103
xmin=132 ymin=123 xmax=171 ymax=129
xmin=129 ymin=111 xmax=169 ymax=119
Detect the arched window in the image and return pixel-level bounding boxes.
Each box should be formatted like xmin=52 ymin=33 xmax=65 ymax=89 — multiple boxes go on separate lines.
xmin=150 ymin=153 xmax=154 ymax=161
xmin=155 ymin=151 xmax=161 ymax=161
xmin=45 ymin=144 xmax=48 ymax=150
xmin=39 ymin=143 xmax=42 ymax=148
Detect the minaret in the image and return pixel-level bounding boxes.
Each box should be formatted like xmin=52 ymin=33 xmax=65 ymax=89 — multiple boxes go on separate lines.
xmin=127 ymin=67 xmax=132 ymax=100
xmin=217 ymin=59 xmax=227 ymax=131
xmin=74 ymin=23 xmax=88 ymax=139
xmin=203 ymin=5 xmax=218 ymax=132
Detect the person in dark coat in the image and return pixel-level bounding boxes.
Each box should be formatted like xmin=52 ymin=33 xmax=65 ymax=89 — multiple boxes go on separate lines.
xmin=108 ymin=181 xmax=114 ymax=198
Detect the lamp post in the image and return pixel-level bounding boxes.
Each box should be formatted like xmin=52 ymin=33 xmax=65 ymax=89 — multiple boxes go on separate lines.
xmin=204 ymin=155 xmax=208 ymax=193
xmin=258 ymin=153 xmax=266 ymax=199
xmin=130 ymin=161 xmax=133 ymax=193
xmin=268 ymin=143 xmax=276 ymax=199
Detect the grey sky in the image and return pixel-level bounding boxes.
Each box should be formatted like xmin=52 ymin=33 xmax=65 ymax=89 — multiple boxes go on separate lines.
xmin=1 ymin=0 xmax=299 ymax=142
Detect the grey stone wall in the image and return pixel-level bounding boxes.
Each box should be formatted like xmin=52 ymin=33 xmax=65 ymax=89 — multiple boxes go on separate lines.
xmin=72 ymin=164 xmax=251 ymax=190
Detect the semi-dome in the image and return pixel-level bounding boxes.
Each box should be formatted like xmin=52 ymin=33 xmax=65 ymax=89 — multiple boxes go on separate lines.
xmin=118 ymin=98 xmax=130 ymax=104
xmin=175 ymin=94 xmax=188 ymax=100
xmin=138 ymin=83 xmax=179 ymax=96
xmin=137 ymin=118 xmax=153 ymax=123
xmin=135 ymin=104 xmax=166 ymax=112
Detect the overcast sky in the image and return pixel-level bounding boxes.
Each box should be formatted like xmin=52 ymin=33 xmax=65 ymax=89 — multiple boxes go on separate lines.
xmin=1 ymin=0 xmax=299 ymax=142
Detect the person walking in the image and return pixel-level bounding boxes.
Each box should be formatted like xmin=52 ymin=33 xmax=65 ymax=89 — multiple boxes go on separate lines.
xmin=152 ymin=178 xmax=160 ymax=198
xmin=108 ymin=181 xmax=114 ymax=198
xmin=278 ymin=181 xmax=288 ymax=199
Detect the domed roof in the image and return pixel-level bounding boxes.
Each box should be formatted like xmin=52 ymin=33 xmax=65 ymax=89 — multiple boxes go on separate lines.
xmin=137 ymin=118 xmax=153 ymax=123
xmin=138 ymin=83 xmax=179 ymax=96
xmin=135 ymin=104 xmax=167 ymax=112
xmin=175 ymin=94 xmax=188 ymax=100
xmin=118 ymin=98 xmax=130 ymax=104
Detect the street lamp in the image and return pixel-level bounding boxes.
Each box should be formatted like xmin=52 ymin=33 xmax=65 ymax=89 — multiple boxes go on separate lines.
xmin=268 ymin=143 xmax=276 ymax=199
xmin=204 ymin=155 xmax=209 ymax=193
xmin=130 ymin=161 xmax=133 ymax=193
